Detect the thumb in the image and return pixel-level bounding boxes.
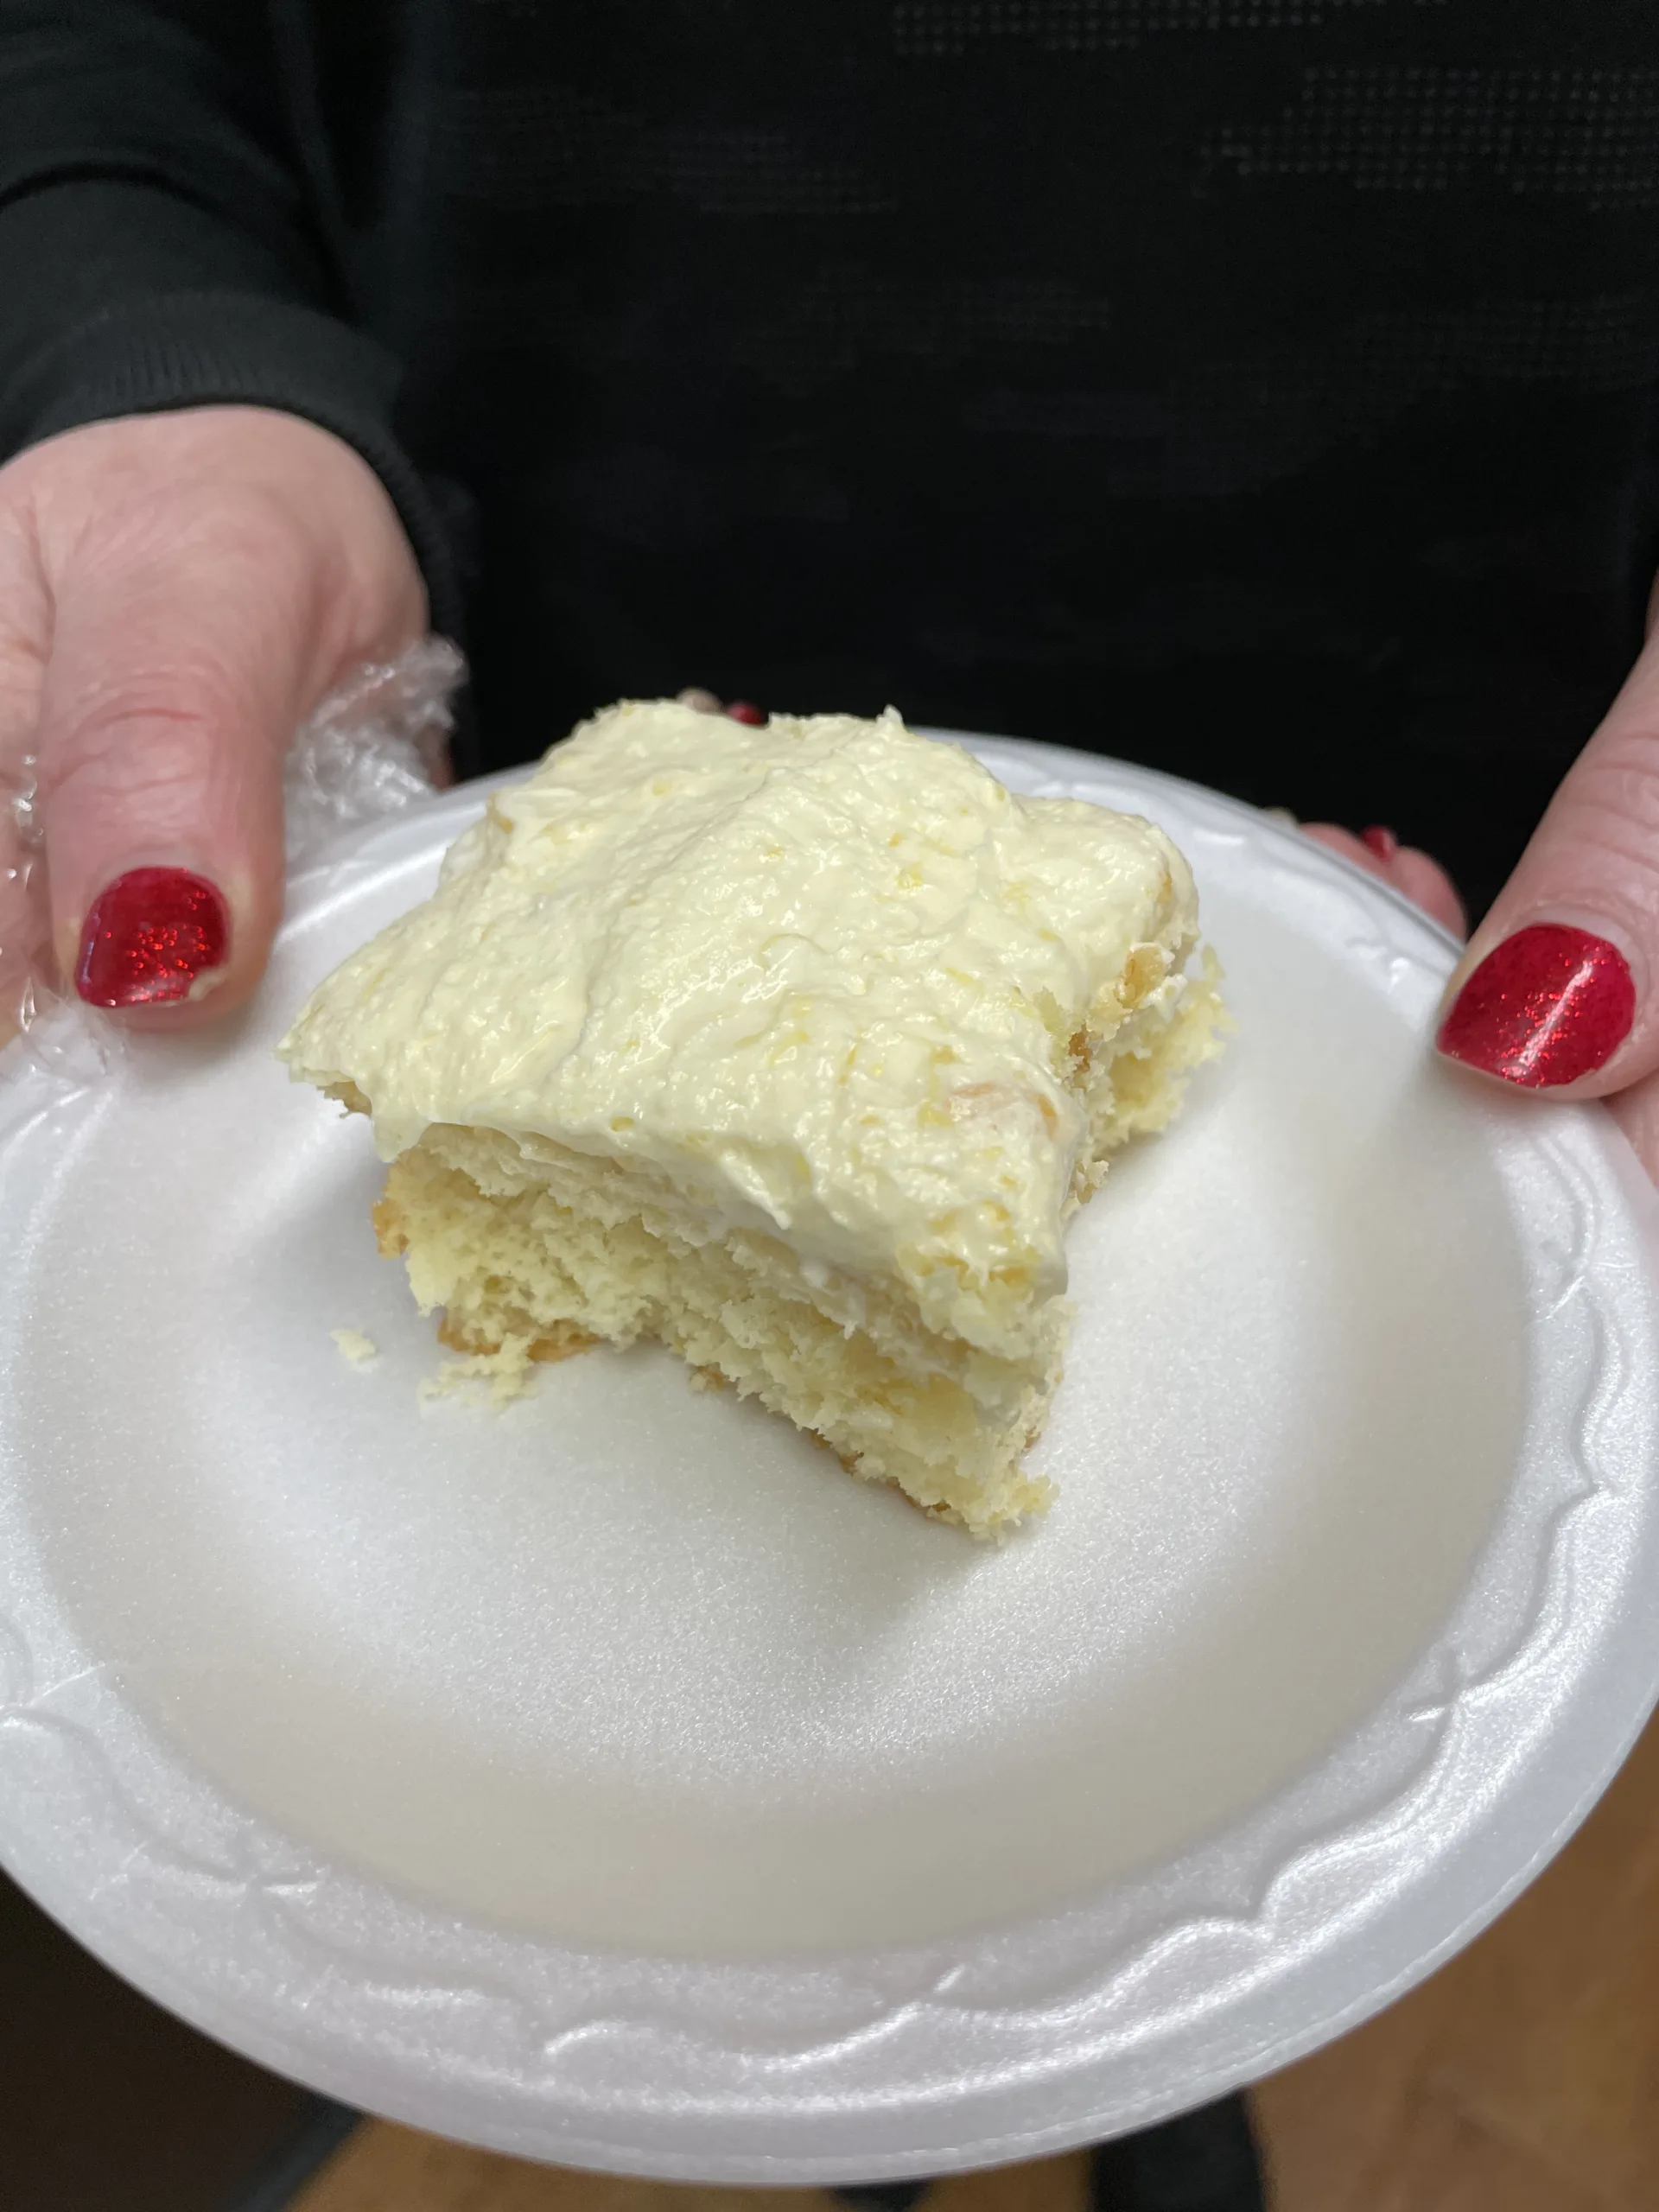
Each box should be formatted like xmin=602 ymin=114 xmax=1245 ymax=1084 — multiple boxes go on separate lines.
xmin=1434 ymin=626 xmax=1659 ymax=1096
xmin=40 ymin=530 xmax=302 ymax=1025
xmin=33 ymin=435 xmax=422 ymax=1028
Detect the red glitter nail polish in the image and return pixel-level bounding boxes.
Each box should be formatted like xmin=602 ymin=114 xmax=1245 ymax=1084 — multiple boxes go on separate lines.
xmin=1436 ymin=923 xmax=1635 ymax=1089
xmin=1361 ymin=824 xmax=1398 ymax=861
xmin=726 ymin=700 xmax=766 ymax=726
xmin=75 ymin=868 xmax=230 ymax=1008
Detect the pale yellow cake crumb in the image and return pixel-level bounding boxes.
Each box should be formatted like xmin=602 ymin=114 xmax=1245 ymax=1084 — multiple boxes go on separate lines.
xmin=330 ymin=1326 xmax=379 ymax=1368
xmin=416 ymin=1334 xmax=542 ymax=1408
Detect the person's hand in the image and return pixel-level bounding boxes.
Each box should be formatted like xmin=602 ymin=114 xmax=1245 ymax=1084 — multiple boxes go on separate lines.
xmin=1296 ymin=819 xmax=1466 ymax=941
xmin=1417 ymin=594 xmax=1659 ymax=1181
xmin=0 ymin=406 xmax=427 ymax=1038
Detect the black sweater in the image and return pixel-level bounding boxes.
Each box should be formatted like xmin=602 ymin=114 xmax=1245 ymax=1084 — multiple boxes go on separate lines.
xmin=2 ymin=0 xmax=1657 ymax=912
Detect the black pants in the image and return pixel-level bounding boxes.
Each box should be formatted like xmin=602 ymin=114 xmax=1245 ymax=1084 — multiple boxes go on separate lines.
xmin=833 ymin=2092 xmax=1267 ymax=2212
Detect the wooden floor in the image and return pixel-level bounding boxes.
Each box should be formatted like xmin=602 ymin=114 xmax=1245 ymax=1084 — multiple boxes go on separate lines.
xmin=291 ymin=1712 xmax=1659 ymax=2212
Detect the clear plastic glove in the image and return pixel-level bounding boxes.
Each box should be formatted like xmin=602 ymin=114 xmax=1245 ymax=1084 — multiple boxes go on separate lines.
xmin=0 ymin=405 xmax=431 ymax=1046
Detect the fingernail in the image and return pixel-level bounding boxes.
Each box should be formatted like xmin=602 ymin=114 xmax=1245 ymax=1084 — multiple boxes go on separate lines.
xmin=75 ymin=867 xmax=231 ymax=1008
xmin=1361 ymin=824 xmax=1398 ymax=861
xmin=1436 ymin=923 xmax=1635 ymax=1088
xmin=726 ymin=699 xmax=766 ymax=726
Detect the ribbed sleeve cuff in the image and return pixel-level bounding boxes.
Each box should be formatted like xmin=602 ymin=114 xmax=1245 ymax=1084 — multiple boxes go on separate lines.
xmin=0 ymin=286 xmax=465 ymax=648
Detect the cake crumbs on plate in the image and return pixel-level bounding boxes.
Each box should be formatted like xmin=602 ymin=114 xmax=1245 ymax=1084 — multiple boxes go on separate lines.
xmin=331 ymin=1327 xmax=379 ymax=1368
xmin=418 ymin=1333 xmax=541 ymax=1408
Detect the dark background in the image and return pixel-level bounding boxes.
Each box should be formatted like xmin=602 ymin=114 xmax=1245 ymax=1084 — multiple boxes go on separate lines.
xmin=1 ymin=1870 xmax=354 ymax=2212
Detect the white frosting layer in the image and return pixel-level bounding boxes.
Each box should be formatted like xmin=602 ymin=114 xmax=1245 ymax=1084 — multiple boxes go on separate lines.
xmin=279 ymin=702 xmax=1203 ymax=1345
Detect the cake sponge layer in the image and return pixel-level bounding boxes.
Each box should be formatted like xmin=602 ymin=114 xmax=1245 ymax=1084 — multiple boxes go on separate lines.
xmin=375 ymin=1128 xmax=1061 ymax=1534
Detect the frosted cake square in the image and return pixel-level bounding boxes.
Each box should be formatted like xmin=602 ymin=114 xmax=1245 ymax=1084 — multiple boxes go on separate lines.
xmin=279 ymin=701 xmax=1224 ymax=1535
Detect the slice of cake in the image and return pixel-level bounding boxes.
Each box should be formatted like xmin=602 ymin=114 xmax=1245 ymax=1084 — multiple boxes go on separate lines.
xmin=279 ymin=701 xmax=1224 ymax=1535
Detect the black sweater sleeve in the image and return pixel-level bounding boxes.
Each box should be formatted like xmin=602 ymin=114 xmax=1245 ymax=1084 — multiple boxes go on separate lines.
xmin=0 ymin=0 xmax=462 ymax=640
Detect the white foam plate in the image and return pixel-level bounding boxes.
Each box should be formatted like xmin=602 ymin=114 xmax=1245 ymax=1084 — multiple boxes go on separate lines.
xmin=3 ymin=737 xmax=1658 ymax=2183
